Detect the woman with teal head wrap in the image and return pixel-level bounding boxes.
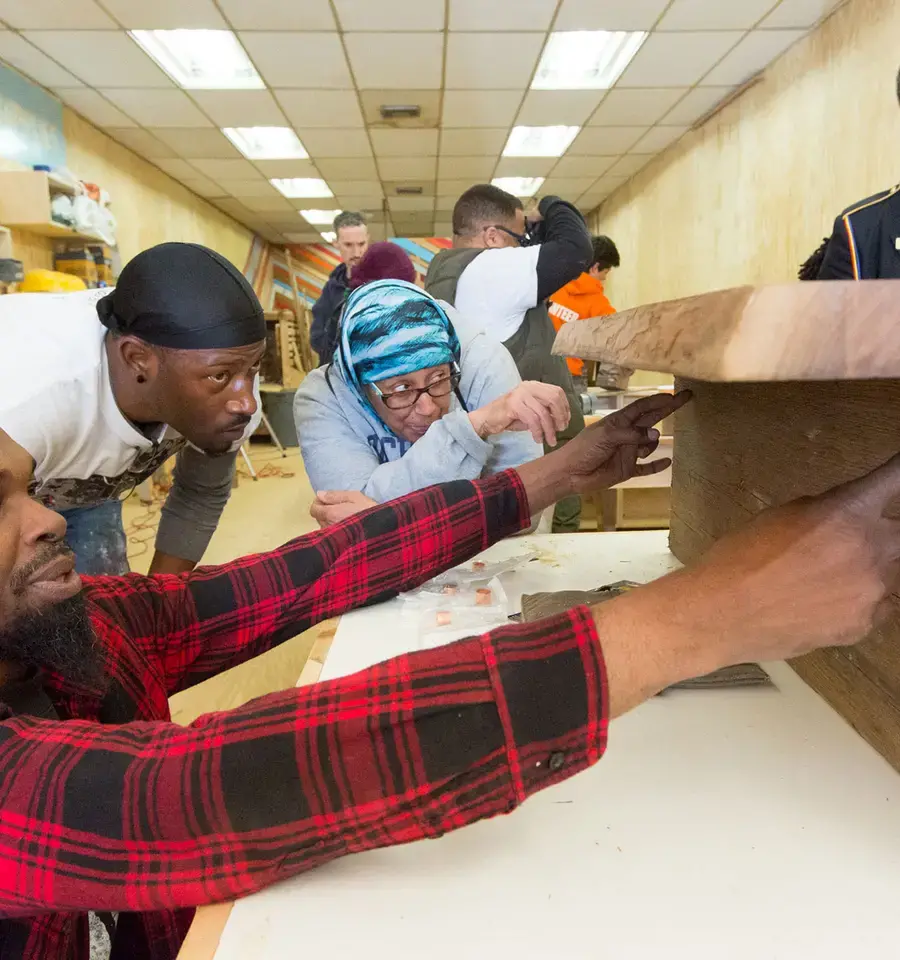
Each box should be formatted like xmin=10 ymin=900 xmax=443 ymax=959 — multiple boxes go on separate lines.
xmin=294 ymin=278 xmax=570 ymax=510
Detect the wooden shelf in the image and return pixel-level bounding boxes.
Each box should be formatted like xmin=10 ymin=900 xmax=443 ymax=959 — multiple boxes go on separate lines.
xmin=7 ymin=220 xmax=104 ymax=241
xmin=553 ymin=280 xmax=900 ymax=383
xmin=0 ymin=170 xmax=104 ymax=243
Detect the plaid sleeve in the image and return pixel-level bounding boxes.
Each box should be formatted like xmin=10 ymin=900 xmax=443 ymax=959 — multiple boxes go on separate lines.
xmin=86 ymin=470 xmax=531 ymax=695
xmin=0 ymin=607 xmax=606 ymax=916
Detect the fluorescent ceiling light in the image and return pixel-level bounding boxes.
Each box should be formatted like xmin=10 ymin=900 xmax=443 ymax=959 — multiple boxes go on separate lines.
xmin=271 ymin=178 xmax=334 ymax=198
xmin=300 ymin=209 xmax=342 ymax=225
xmin=502 ymin=126 xmax=580 ymax=158
xmin=532 ymin=31 xmax=647 ymax=90
xmin=130 ymin=30 xmax=263 ymax=89
xmin=491 ymin=177 xmax=545 ymax=197
xmin=223 ymin=127 xmax=308 ymax=160
xmin=319 ymin=231 xmax=337 ymax=243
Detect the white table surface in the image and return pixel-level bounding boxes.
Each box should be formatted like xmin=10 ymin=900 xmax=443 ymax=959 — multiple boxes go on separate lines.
xmin=217 ymin=532 xmax=900 ymax=960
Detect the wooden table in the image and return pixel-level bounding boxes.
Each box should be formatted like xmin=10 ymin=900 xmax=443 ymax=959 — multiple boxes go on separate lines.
xmin=182 ymin=531 xmax=900 ymax=960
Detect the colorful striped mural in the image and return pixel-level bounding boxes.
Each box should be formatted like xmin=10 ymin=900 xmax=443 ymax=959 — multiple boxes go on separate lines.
xmin=243 ymin=236 xmax=454 ymax=312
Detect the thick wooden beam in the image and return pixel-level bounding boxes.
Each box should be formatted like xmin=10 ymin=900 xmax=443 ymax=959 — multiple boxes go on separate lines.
xmin=552 ymin=280 xmax=900 ymax=382
xmin=669 ymin=378 xmax=900 ymax=772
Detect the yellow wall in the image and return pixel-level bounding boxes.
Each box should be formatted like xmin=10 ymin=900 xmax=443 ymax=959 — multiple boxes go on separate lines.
xmin=13 ymin=109 xmax=253 ymax=272
xmin=591 ymin=0 xmax=899 ymax=312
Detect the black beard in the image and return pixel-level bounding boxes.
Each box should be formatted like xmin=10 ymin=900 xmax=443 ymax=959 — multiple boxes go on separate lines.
xmin=0 ymin=593 xmax=106 ymax=688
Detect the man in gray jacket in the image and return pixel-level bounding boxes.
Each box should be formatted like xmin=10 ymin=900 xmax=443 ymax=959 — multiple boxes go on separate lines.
xmin=0 ymin=242 xmax=264 ymax=575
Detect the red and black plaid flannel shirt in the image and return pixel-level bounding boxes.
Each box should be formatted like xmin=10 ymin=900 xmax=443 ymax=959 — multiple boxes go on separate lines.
xmin=0 ymin=472 xmax=608 ymax=960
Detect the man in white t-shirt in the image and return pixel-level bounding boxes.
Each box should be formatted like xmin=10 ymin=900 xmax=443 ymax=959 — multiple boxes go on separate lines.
xmin=0 ymin=242 xmax=265 ymax=575
xmin=425 ymin=184 xmax=593 ymax=531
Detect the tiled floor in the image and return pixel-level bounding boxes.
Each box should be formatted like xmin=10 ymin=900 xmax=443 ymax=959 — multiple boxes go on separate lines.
xmin=122 ymin=443 xmax=319 ymax=724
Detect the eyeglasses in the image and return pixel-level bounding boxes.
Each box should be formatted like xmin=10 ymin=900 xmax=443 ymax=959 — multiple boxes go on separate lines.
xmin=487 ymin=224 xmax=533 ymax=247
xmin=372 ymin=371 xmax=461 ymax=410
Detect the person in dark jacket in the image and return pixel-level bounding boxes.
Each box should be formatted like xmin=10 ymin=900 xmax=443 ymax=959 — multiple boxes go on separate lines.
xmin=425 ymin=184 xmax=592 ymax=532
xmin=816 ymin=68 xmax=900 ymax=280
xmin=310 ymin=210 xmax=369 ymax=363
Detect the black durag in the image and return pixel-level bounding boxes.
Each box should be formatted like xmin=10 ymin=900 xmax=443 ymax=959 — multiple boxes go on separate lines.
xmin=95 ymin=242 xmax=266 ymax=349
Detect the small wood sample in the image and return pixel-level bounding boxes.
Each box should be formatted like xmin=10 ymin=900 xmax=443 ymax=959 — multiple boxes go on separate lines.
xmin=475 ymin=588 xmax=493 ymax=606
xmin=435 ymin=611 xmax=452 ymax=626
xmin=442 ymin=584 xmax=458 ymax=596
xmin=552 ymin=280 xmax=900 ymax=382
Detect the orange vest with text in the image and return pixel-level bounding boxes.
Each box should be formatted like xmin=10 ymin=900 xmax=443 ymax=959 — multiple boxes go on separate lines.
xmin=547 ymin=273 xmax=616 ymax=377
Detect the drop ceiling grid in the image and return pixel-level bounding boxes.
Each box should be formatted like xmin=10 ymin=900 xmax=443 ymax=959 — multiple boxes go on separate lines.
xmin=0 ymin=0 xmax=845 ymax=240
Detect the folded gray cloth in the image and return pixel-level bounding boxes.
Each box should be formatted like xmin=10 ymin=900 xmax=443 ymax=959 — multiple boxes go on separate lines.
xmin=518 ymin=582 xmax=771 ymax=691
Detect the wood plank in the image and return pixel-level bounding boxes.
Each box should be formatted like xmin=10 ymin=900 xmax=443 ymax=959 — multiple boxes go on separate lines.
xmin=668 ymin=378 xmax=900 ymax=773
xmin=552 ymin=281 xmax=900 ymax=382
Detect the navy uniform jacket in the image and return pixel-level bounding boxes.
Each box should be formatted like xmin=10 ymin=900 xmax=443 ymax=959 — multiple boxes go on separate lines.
xmin=818 ymin=185 xmax=900 ymax=279
xmin=309 ymin=262 xmax=349 ymax=364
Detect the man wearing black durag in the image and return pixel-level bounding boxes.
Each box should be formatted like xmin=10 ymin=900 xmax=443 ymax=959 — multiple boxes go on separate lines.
xmin=0 ymin=242 xmax=267 ymax=576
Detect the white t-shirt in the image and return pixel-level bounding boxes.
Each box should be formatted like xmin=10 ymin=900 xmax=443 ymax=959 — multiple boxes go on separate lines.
xmin=0 ymin=288 xmax=259 ymax=511
xmin=453 ymin=245 xmax=541 ymax=343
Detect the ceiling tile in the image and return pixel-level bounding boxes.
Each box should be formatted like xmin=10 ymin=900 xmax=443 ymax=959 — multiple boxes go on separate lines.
xmin=662 ymin=86 xmax=734 ymax=125
xmin=345 ymin=33 xmax=444 ymax=88
xmin=493 ymin=156 xmax=556 ymax=177
xmin=588 ymin=88 xmax=687 ymax=126
xmin=370 ymin=128 xmax=438 ymax=157
xmin=333 ymin=196 xmax=386 ymax=212
xmin=239 ymin=32 xmax=352 ymax=88
xmin=314 ymin=157 xmax=379 ymax=179
xmin=436 ymin=156 xmax=495 ymax=179
xmin=604 ymin=154 xmax=653 ymax=178
xmin=0 ymin=33 xmax=84 ymax=87
xmin=387 ymin=196 xmax=435 ymax=212
xmin=593 ymin=174 xmax=629 ymax=192
xmin=218 ymin=0 xmax=336 ymax=29
xmin=541 ymin=177 xmax=599 ymax=197
xmin=0 ymin=0 xmax=116 ymax=28
xmin=219 ymin=180 xmax=283 ymax=197
xmin=437 ymin=178 xmax=487 ymax=195
xmin=630 ymin=125 xmax=690 ymax=152
xmin=760 ymin=0 xmax=839 ymax=28
xmin=101 ymin=89 xmax=211 ymax=127
xmin=659 ymin=0 xmax=778 ymax=30
xmin=445 ymin=33 xmax=544 ymax=89
xmin=568 ymin=126 xmax=646 ymax=154
xmin=618 ymin=32 xmax=742 ymax=87
xmin=449 ymin=0 xmax=556 ymax=31
xmin=100 ymin=0 xmax=226 ymax=28
xmin=550 ymin=154 xmax=617 ymax=178
xmin=297 ymin=128 xmax=372 ymax=158
xmin=275 ymin=89 xmax=364 ymax=128
xmin=377 ymin=157 xmax=437 ymax=179
xmin=701 ymin=29 xmax=806 ymax=86
xmin=149 ymin=127 xmax=241 ymax=158
xmin=190 ymin=89 xmax=285 ymax=127
xmin=284 ymin=230 xmax=327 ymax=243
xmin=442 ymin=90 xmax=521 ymax=128
xmin=440 ymin=128 xmax=509 ymax=156
xmin=106 ymin=127 xmax=175 ymax=158
xmin=517 ymin=90 xmax=605 ymax=126
xmin=554 ymin=0 xmax=670 ymax=30
xmin=56 ymin=89 xmax=135 ymax=127
xmin=329 ymin=179 xmax=383 ymax=194
xmin=154 ymin=158 xmax=201 ymax=179
xmin=252 ymin=159 xmax=320 ymax=178
xmin=179 ymin=176 xmax=225 ymax=197
xmin=236 ymin=194 xmax=295 ymax=213
xmin=190 ymin=158 xmax=262 ymax=180
xmin=23 ymin=31 xmax=172 ymax=87
xmin=333 ymin=0 xmax=444 ymax=30
xmin=437 ymin=194 xmax=464 ymax=208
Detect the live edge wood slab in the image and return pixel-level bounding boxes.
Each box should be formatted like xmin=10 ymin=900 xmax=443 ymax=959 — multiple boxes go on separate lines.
xmin=554 ymin=280 xmax=900 ymax=773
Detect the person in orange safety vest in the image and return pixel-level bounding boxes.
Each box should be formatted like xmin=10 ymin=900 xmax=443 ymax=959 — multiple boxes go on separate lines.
xmin=548 ymin=235 xmax=632 ymax=391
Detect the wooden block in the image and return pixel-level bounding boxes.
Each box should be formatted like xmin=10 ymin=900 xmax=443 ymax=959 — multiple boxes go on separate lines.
xmin=669 ymin=378 xmax=900 ymax=773
xmin=553 ymin=281 xmax=900 ymax=382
